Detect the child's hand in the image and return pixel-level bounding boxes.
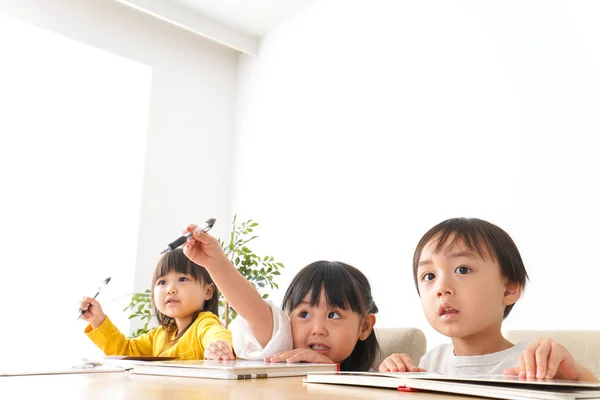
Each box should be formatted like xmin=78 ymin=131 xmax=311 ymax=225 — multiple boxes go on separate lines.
xmin=504 ymin=338 xmax=599 ymax=382
xmin=265 ymin=349 xmax=335 ymax=364
xmin=182 ymin=225 xmax=228 ymax=270
xmin=78 ymin=297 xmax=106 ymax=329
xmin=204 ymin=340 xmax=235 ymax=361
xmin=379 ymin=353 xmax=426 ymax=372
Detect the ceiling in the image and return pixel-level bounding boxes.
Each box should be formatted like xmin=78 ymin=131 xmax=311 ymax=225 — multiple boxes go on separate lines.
xmin=167 ymin=0 xmax=321 ymax=38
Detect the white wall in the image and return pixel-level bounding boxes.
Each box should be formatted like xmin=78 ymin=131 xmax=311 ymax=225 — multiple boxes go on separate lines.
xmin=0 ymin=0 xmax=237 ymax=355
xmin=233 ymin=0 xmax=600 ymax=351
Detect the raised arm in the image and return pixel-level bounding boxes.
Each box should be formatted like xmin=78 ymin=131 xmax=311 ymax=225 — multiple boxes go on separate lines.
xmin=80 ymin=298 xmax=154 ymax=356
xmin=182 ymin=225 xmax=274 ymax=348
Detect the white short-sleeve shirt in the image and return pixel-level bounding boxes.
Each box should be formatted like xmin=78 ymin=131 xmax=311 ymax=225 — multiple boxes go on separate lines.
xmin=230 ymin=301 xmax=294 ymax=360
xmin=419 ymin=341 xmax=529 ymax=374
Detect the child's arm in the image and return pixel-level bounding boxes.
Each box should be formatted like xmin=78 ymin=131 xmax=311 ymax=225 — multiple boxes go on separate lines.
xmin=198 ymin=313 xmax=235 ymax=361
xmin=182 ymin=225 xmax=274 ymax=348
xmin=79 ymin=297 xmax=153 ymax=356
xmin=503 ymin=338 xmax=599 ymax=382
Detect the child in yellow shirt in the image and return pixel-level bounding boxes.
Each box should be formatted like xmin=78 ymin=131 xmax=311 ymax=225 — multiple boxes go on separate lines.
xmin=79 ymin=248 xmax=233 ymax=360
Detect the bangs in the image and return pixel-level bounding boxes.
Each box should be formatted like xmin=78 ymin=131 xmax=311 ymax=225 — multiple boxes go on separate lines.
xmin=153 ymin=248 xmax=204 ymax=284
xmin=431 ymin=228 xmax=494 ymax=261
xmin=282 ymin=261 xmax=364 ymax=314
xmin=420 ymin=218 xmax=498 ymax=262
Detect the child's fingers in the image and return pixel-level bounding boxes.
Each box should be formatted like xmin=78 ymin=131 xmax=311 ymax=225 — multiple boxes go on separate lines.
xmin=519 ymin=352 xmax=527 ymax=377
xmin=285 ymin=349 xmax=329 ymax=364
xmin=84 ymin=297 xmax=101 ymax=308
xmin=214 ymin=341 xmax=234 ymax=359
xmin=184 ymin=224 xmax=198 ymax=234
xmin=391 ymin=353 xmax=415 ymax=372
xmin=379 ymin=354 xmax=412 ymax=372
xmin=204 ymin=348 xmax=216 ymax=360
xmin=79 ymin=300 xmax=90 ymax=311
xmin=284 ymin=352 xmax=306 ymax=363
xmin=206 ymin=341 xmax=234 ymax=360
xmin=269 ymin=349 xmax=309 ymax=363
xmin=205 ymin=345 xmax=222 ymax=360
xmin=379 ymin=357 xmax=395 ymax=372
xmin=545 ymin=342 xmax=564 ymax=380
xmin=398 ymin=353 xmax=418 ymax=371
xmin=182 ymin=225 xmax=198 ymax=247
xmin=268 ymin=349 xmax=332 ymax=364
xmin=503 ymin=367 xmax=519 ymax=376
xmin=389 ymin=354 xmax=407 ymax=372
xmin=269 ymin=350 xmax=294 ymax=361
xmin=534 ymin=339 xmax=552 ymax=379
xmin=523 ymin=343 xmax=538 ymax=378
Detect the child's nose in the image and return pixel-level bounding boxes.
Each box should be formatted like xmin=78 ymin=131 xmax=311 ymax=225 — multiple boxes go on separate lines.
xmin=166 ymin=283 xmax=177 ymax=294
xmin=435 ymin=275 xmax=454 ymax=297
xmin=310 ymin=320 xmax=328 ymax=336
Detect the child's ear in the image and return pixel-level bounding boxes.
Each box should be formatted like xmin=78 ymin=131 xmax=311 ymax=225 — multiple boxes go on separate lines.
xmin=359 ymin=314 xmax=376 ymax=341
xmin=503 ymin=280 xmax=522 ymax=306
xmin=203 ymin=283 xmax=215 ymax=301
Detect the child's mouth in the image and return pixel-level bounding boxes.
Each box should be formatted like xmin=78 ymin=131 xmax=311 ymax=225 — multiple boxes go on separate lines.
xmin=309 ymin=344 xmax=331 ymax=353
xmin=439 ymin=307 xmax=459 ymax=319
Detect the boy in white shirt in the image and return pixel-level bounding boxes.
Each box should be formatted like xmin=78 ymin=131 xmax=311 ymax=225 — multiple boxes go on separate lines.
xmin=380 ymin=218 xmax=598 ymax=382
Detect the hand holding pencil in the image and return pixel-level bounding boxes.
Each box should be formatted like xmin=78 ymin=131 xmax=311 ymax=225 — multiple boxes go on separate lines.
xmin=78 ymin=277 xmax=110 ymax=329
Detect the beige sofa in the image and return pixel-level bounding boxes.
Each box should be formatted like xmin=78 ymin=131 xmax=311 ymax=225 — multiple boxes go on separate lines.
xmin=506 ymin=330 xmax=600 ymax=378
xmin=373 ymin=327 xmax=427 ymax=370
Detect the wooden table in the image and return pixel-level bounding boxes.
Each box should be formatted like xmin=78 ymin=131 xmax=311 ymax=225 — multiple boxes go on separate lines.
xmin=1 ymin=372 xmax=489 ymax=399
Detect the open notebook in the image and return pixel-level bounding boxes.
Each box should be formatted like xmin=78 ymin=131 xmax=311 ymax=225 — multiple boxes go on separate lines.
xmin=0 ymin=360 xmax=125 ymax=377
xmin=0 ymin=356 xmax=177 ymax=377
xmin=130 ymin=359 xmax=338 ymax=380
xmin=304 ymin=372 xmax=600 ymax=400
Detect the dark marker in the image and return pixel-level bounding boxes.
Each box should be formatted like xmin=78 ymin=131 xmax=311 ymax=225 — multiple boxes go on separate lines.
xmin=160 ymin=218 xmax=216 ymax=255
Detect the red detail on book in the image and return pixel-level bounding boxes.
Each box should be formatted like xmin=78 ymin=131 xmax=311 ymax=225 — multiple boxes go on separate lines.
xmin=397 ymin=386 xmax=420 ymax=392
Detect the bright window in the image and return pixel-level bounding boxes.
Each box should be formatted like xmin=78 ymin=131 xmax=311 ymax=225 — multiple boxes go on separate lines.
xmin=0 ymin=16 xmax=152 ymax=360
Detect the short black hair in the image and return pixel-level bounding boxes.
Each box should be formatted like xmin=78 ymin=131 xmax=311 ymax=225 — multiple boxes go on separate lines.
xmin=151 ymin=248 xmax=219 ymax=335
xmin=281 ymin=261 xmax=380 ymax=371
xmin=412 ymin=218 xmax=528 ymax=318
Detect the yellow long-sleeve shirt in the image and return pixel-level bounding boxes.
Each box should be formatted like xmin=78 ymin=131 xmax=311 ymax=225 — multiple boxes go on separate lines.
xmin=85 ymin=312 xmax=232 ymax=360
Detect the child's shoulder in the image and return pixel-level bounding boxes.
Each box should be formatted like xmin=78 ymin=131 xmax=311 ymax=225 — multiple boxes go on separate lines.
xmin=195 ymin=311 xmax=223 ymax=324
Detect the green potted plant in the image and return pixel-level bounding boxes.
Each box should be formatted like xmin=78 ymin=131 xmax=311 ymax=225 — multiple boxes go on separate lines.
xmin=217 ymin=215 xmax=284 ymax=327
xmin=124 ymin=215 xmax=284 ymax=336
xmin=123 ymin=289 xmax=152 ymax=338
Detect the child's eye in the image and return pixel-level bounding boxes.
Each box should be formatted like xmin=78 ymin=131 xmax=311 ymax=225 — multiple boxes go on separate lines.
xmin=421 ymin=272 xmax=435 ymax=282
xmin=455 ymin=266 xmax=472 ymax=275
xmin=298 ymin=311 xmax=310 ymax=318
xmin=328 ymin=311 xmax=341 ymax=319
xmin=178 ymin=276 xmax=189 ymax=282
xmin=156 ymin=280 xmax=166 ymax=286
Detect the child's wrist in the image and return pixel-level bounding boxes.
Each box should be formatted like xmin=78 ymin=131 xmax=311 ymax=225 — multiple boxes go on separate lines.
xmin=91 ymin=315 xmax=106 ymax=329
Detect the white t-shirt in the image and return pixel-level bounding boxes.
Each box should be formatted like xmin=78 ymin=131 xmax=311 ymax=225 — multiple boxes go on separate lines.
xmin=419 ymin=341 xmax=529 ymax=374
xmin=230 ymin=301 xmax=294 ymax=360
